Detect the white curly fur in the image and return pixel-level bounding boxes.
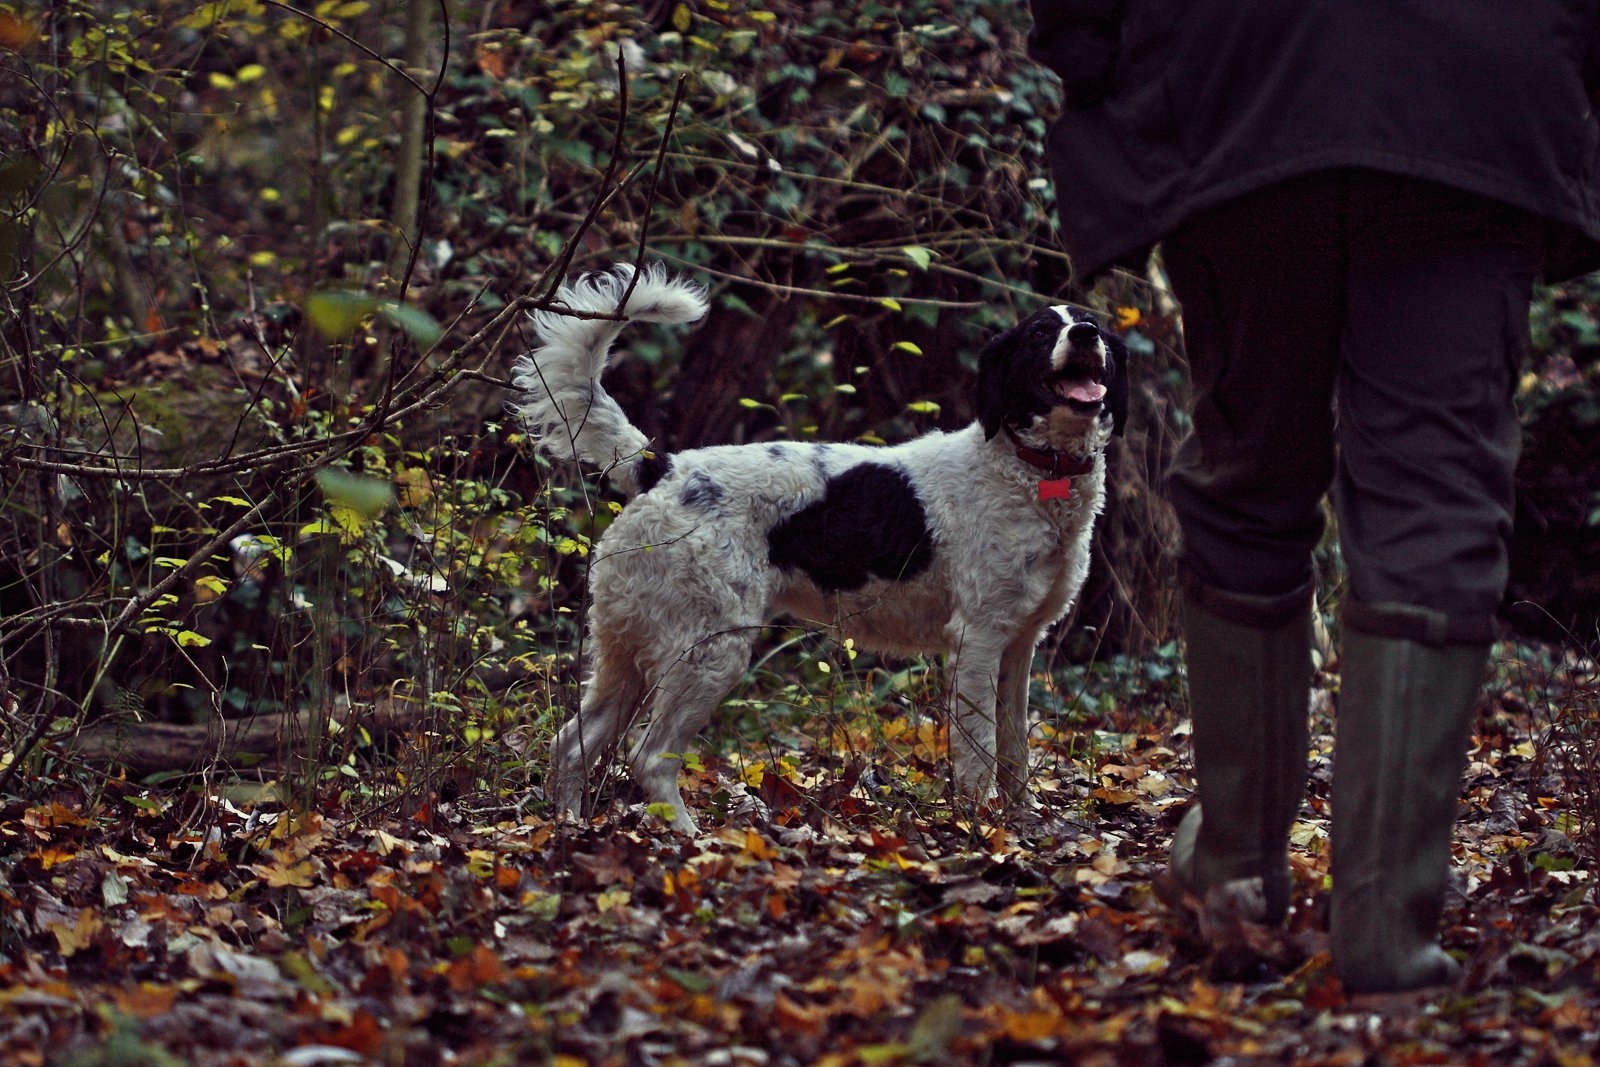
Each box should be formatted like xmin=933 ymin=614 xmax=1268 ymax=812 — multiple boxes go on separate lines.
xmin=514 ymin=266 xmax=1119 ymax=834
xmin=510 ymin=263 xmax=709 ymax=496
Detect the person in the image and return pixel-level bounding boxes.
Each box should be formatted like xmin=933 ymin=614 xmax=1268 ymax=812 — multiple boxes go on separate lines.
xmin=1026 ymin=1 xmax=1600 ymax=993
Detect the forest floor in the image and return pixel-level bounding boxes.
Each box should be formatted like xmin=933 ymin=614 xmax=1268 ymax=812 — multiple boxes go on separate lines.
xmin=2 ymin=650 xmax=1598 ymax=1067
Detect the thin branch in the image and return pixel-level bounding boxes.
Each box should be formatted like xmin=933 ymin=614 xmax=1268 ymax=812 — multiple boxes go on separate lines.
xmin=618 ymin=73 xmax=689 ymax=311
xmin=530 ymin=47 xmax=635 ymax=303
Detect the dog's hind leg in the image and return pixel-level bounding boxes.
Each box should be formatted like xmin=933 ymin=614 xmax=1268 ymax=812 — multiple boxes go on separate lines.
xmin=626 ymin=630 xmax=754 ymax=835
xmin=547 ymin=649 xmax=647 ymax=823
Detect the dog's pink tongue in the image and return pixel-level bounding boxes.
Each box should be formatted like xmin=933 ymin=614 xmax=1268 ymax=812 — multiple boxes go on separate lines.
xmin=1063 ymin=381 xmax=1107 ymax=404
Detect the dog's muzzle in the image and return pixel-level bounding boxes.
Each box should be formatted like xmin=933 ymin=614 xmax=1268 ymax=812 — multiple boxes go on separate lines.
xmin=1050 ymin=321 xmax=1109 ymax=414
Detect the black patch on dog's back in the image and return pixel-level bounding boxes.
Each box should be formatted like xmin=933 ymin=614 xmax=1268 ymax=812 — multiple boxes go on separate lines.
xmin=680 ymin=470 xmax=723 ymax=511
xmin=768 ymin=464 xmax=935 ymax=591
xmin=637 ymin=452 xmax=673 ymax=494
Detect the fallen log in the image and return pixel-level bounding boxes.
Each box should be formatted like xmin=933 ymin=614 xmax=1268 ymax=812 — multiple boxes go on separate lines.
xmin=70 ymin=700 xmax=430 ymax=778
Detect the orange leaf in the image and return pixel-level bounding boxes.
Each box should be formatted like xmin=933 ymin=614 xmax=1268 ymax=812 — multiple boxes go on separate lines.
xmin=323 ymin=1009 xmax=387 ymax=1056
xmin=0 ymin=12 xmax=39 ymax=48
xmin=34 ymin=847 xmax=77 ymax=870
xmin=744 ymin=829 xmax=777 ymax=861
xmin=446 ymin=943 xmax=509 ymax=993
xmin=773 ymin=992 xmax=831 ymax=1037
xmin=476 ymin=45 xmax=509 ymax=79
xmin=1002 ymin=1007 xmax=1061 ymax=1042
xmin=112 ymin=983 xmax=177 ymax=1019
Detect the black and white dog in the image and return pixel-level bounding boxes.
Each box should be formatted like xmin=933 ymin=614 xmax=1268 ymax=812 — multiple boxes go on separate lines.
xmin=513 ymin=265 xmax=1127 ymax=833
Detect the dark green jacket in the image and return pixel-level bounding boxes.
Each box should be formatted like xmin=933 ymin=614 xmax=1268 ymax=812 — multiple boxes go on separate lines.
xmin=1029 ymin=0 xmax=1600 ymax=281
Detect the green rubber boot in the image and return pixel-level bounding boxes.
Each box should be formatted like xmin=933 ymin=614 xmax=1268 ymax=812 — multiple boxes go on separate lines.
xmin=1331 ymin=601 xmax=1489 ymax=993
xmin=1167 ymin=579 xmax=1313 ymax=925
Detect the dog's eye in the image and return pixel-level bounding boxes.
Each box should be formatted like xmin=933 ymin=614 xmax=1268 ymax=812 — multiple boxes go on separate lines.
xmin=1030 ymin=323 xmax=1054 ymax=339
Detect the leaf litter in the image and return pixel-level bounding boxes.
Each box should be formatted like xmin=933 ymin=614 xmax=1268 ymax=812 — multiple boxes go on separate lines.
xmin=2 ymin=656 xmax=1599 ymax=1065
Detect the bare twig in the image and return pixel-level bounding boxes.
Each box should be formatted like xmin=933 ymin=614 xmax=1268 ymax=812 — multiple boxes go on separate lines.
xmin=618 ymin=73 xmax=689 ymax=312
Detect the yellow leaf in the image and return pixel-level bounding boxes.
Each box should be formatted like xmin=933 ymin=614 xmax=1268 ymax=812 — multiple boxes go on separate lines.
xmin=671 ymin=3 xmax=691 ymax=31
xmin=374 ymin=829 xmax=408 ymax=856
xmin=252 ymin=859 xmax=315 ymax=888
xmin=193 ymin=576 xmax=228 ymax=603
xmin=49 ymin=909 xmax=103 ymax=957
xmin=305 ymin=291 xmax=379 ymax=342
xmin=596 ymin=887 xmax=631 ymax=912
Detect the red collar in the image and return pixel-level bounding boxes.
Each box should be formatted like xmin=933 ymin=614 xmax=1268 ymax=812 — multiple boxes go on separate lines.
xmin=1013 ymin=444 xmax=1096 ymax=478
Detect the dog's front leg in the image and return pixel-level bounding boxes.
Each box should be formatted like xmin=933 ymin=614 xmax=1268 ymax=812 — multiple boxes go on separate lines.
xmin=945 ymin=626 xmax=1009 ymax=801
xmin=993 ymin=629 xmax=1045 ymax=806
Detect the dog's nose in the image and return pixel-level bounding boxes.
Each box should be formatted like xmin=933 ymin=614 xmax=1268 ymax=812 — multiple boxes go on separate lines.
xmin=1067 ymin=320 xmax=1099 ymax=345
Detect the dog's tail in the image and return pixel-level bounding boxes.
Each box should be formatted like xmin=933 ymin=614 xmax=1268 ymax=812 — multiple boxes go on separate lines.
xmin=511 ymin=263 xmax=707 ymax=496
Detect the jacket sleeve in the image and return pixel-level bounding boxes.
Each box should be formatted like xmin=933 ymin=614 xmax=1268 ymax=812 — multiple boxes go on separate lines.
xmin=1026 ymin=0 xmax=1126 ymax=107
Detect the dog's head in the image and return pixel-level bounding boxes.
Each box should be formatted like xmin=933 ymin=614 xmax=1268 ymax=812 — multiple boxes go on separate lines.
xmin=975 ymin=305 xmax=1128 ymax=449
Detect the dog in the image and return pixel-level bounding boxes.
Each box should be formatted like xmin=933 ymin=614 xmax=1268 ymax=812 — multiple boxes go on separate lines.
xmin=513 ymin=264 xmax=1128 ymax=834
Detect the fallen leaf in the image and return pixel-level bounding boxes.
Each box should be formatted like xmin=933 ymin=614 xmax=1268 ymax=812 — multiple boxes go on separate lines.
xmin=48 ymin=908 xmax=103 ymax=957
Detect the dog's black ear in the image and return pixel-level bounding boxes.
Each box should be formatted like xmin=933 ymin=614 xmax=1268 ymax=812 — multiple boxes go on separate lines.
xmin=975 ymin=328 xmax=1015 ymax=440
xmin=1105 ymin=330 xmax=1130 ymax=437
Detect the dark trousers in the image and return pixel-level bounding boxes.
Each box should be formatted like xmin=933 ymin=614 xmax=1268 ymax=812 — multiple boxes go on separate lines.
xmin=1161 ymin=170 xmax=1546 ymax=623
